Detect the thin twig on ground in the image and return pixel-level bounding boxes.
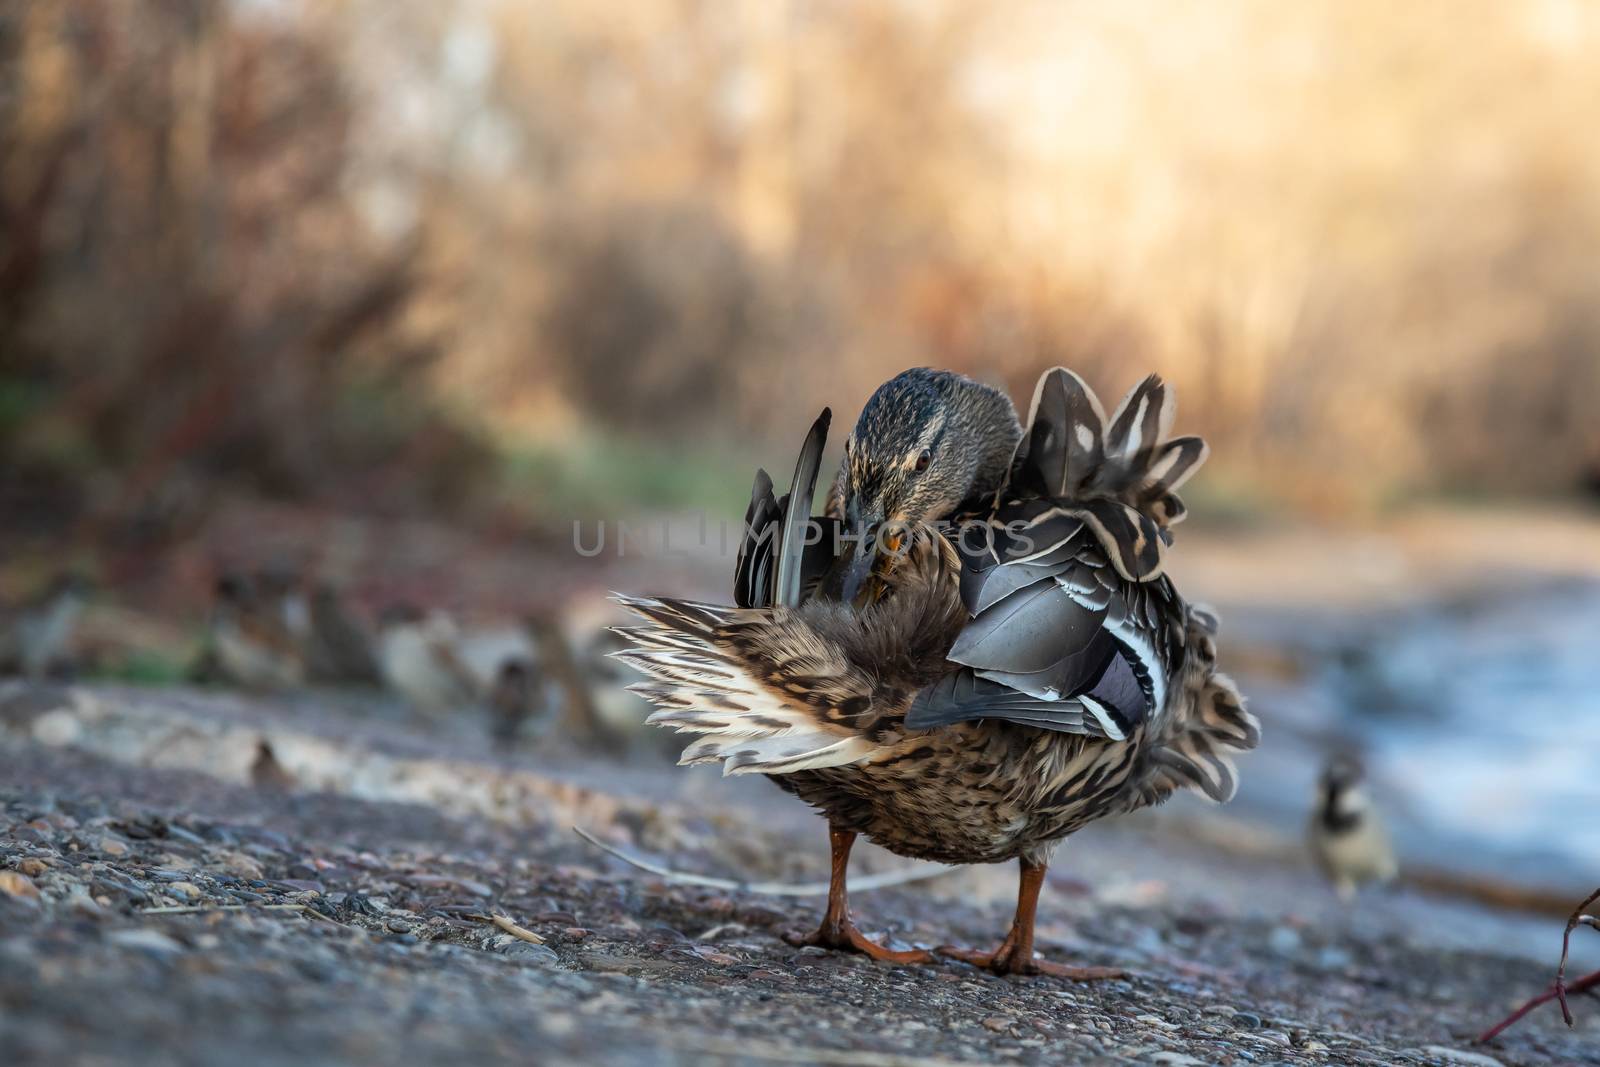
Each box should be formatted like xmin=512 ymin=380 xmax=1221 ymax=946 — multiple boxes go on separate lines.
xmin=1477 ymin=887 xmax=1600 ymax=1044
xmin=571 ymin=825 xmax=959 ymax=897
xmin=485 ymin=914 xmax=545 ymax=944
xmin=138 ymin=903 xmax=308 ymax=915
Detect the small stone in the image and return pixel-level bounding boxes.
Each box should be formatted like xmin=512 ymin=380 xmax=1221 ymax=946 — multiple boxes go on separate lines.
xmin=1232 ymin=1011 xmax=1263 ymax=1029
xmin=168 ymin=882 xmax=202 ymax=901
xmin=1421 ymin=1047 xmax=1503 ymax=1067
xmin=502 ymin=942 xmax=559 ymax=965
xmin=18 ymin=858 xmax=49 ymax=877
xmin=982 ymin=1016 xmax=1012 ymax=1033
xmin=108 ymin=928 xmax=185 ymax=958
xmin=1136 ymin=1014 xmax=1181 ymax=1033
xmin=0 ymin=871 xmax=41 ymax=901
xmin=1150 ymin=1054 xmax=1204 ymax=1066
xmin=31 ymin=708 xmax=81 ymax=746
xmin=216 ymin=851 xmax=264 ymax=880
xmin=1267 ymin=925 xmax=1302 ymax=955
xmin=97 ymin=836 xmax=129 ymax=857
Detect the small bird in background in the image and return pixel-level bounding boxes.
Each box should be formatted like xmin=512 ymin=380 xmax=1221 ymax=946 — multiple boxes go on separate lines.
xmin=304 ymin=584 xmax=381 ymax=686
xmin=253 ymin=565 xmax=312 ymax=647
xmin=376 ymin=603 xmax=480 ymax=713
xmin=249 ymin=739 xmax=297 ymax=790
xmin=487 ymin=657 xmax=545 ymax=746
xmin=197 ymin=573 xmax=306 ymax=690
xmin=0 ymin=573 xmax=91 ymax=679
xmin=1309 ymin=754 xmax=1398 ymax=901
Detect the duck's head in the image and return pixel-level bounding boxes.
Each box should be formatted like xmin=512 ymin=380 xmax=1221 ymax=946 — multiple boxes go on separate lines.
xmin=826 ymin=368 xmax=1020 ymax=600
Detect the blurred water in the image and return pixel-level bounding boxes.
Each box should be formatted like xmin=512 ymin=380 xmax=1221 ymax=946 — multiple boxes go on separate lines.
xmin=1337 ymin=582 xmax=1600 ymax=885
xmin=1231 ymin=579 xmax=1600 ymax=892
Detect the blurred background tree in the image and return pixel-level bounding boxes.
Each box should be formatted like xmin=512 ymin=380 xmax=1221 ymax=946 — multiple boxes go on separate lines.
xmin=4 ymin=0 xmax=1600 ymax=562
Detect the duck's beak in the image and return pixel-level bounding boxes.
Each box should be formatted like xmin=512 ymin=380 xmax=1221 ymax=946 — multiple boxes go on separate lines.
xmin=825 ymin=537 xmax=878 ymax=605
xmin=822 ymin=515 xmax=905 ymax=606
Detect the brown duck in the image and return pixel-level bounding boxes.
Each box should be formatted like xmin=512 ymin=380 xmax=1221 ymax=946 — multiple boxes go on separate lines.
xmin=615 ymin=367 xmax=1258 ymax=978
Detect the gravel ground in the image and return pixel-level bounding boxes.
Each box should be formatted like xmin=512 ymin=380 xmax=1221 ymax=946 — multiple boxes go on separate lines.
xmin=2 ymin=689 xmax=1597 ymax=1066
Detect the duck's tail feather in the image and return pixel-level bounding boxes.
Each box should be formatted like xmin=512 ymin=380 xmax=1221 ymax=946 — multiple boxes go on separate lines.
xmin=774 ymin=409 xmax=830 ymax=608
xmin=1011 ymin=369 xmax=1208 ymax=581
xmin=1132 ymin=606 xmax=1260 ymax=805
xmin=609 ymin=594 xmax=884 ymax=775
xmin=733 ymin=409 xmax=834 ymax=609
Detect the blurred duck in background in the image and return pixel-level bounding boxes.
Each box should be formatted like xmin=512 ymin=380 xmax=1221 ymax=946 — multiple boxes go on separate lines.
xmin=195 ymin=573 xmax=306 ymax=690
xmin=0 ymin=573 xmax=91 ymax=679
xmin=305 ymin=584 xmax=382 ymax=686
xmin=1309 ymin=754 xmax=1398 ymax=901
xmin=527 ymin=606 xmax=659 ymax=751
xmin=487 ymin=657 xmax=546 ymax=746
xmin=376 ymin=603 xmax=481 ymax=713
xmin=253 ymin=565 xmax=311 ymax=649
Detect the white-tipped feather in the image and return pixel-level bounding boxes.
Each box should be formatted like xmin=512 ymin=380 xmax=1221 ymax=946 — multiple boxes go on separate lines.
xmin=613 ymin=596 xmax=886 ymax=776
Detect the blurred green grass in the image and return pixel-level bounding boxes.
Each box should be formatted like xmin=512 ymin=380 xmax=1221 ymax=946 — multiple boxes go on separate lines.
xmin=500 ymin=433 xmax=771 ymax=521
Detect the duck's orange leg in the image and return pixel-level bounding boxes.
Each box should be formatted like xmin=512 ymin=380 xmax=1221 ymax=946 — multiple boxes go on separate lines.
xmin=784 ymin=827 xmax=932 ymax=964
xmin=940 ymin=859 xmax=1123 ymax=980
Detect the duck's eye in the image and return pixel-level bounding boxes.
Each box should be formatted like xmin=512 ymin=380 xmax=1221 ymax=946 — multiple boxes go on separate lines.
xmin=914 ymin=449 xmax=932 ymax=473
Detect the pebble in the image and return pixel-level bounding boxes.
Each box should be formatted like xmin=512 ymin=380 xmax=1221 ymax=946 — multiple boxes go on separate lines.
xmin=502 ymin=942 xmax=559 ymax=965
xmin=1267 ymin=925 xmax=1302 ymax=955
xmin=982 ymin=1016 xmax=1012 ymax=1033
xmin=216 ymin=851 xmax=265 ymax=880
xmin=0 ymin=870 xmax=41 ymax=900
xmin=1232 ymin=1011 xmax=1263 ymax=1029
xmin=1316 ymin=946 xmax=1353 ymax=970
xmin=18 ymin=858 xmax=49 ymax=877
xmin=168 ymin=882 xmax=203 ymax=901
xmin=107 ymin=928 xmax=185 ymax=959
xmin=91 ymin=874 xmax=149 ymax=905
xmin=97 ymin=836 xmax=129 ymax=857
xmin=1421 ymin=1048 xmax=1503 ymax=1067
xmin=1150 ymin=1054 xmax=1205 ymax=1066
xmin=746 ymin=969 xmax=792 ymax=982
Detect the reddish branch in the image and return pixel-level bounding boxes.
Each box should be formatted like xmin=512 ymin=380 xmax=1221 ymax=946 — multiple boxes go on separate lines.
xmin=1477 ymin=887 xmax=1600 ymax=1044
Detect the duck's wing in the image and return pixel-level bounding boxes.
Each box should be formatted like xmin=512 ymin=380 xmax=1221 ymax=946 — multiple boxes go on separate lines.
xmin=733 ymin=410 xmax=842 ymax=609
xmin=610 ymin=595 xmax=890 ymax=775
xmin=905 ymin=504 xmax=1185 ymax=742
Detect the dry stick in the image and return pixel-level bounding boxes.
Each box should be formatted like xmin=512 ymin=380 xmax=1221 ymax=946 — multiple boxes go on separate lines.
xmin=138 ymin=903 xmax=307 ymax=915
xmin=1478 ymin=887 xmax=1600 ymax=1044
xmin=572 ymin=826 xmax=959 ymax=897
xmin=486 ymin=914 xmax=545 ymax=945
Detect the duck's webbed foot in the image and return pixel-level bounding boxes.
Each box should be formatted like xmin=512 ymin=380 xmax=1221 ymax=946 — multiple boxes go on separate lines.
xmin=784 ymin=917 xmax=933 ymax=965
xmin=939 ymin=857 xmax=1124 ymax=980
xmin=784 ymin=826 xmax=932 ymax=965
xmin=938 ymin=937 xmax=1123 ymax=980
